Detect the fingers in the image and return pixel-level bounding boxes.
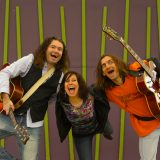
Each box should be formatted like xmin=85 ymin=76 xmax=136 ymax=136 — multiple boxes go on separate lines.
xmin=3 ymin=101 xmax=14 ymax=115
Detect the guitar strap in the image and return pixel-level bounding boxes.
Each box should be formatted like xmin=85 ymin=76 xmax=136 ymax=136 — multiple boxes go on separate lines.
xmin=14 ymin=67 xmax=56 ymax=109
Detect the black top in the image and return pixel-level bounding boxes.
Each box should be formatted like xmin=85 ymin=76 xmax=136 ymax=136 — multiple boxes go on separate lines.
xmin=55 ymin=84 xmax=110 ymax=142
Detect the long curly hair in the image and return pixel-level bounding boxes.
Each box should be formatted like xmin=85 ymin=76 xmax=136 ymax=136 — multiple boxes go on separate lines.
xmin=33 ymin=36 xmax=70 ymax=72
xmin=96 ymin=54 xmax=128 ymax=90
xmin=58 ymin=71 xmax=89 ymax=103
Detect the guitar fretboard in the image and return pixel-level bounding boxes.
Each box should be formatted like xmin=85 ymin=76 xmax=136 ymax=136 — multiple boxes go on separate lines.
xmin=9 ymin=109 xmax=17 ymax=128
xmin=120 ymin=38 xmax=153 ymax=78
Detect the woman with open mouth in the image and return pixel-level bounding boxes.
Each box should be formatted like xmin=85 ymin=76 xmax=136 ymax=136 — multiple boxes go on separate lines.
xmin=55 ymin=71 xmax=112 ymax=160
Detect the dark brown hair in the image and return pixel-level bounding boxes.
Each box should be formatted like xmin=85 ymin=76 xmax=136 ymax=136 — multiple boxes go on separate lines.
xmin=33 ymin=36 xmax=69 ymax=72
xmin=96 ymin=54 xmax=128 ymax=90
xmin=58 ymin=71 xmax=89 ymax=102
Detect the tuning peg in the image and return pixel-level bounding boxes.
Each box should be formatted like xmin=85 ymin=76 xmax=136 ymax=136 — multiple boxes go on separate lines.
xmin=106 ymin=35 xmax=113 ymax=40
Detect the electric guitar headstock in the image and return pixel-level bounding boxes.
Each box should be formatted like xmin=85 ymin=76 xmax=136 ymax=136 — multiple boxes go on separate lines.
xmin=102 ymin=25 xmax=121 ymax=42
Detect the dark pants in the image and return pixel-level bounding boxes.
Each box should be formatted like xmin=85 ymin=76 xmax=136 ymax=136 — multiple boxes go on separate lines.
xmin=73 ymin=135 xmax=93 ymax=160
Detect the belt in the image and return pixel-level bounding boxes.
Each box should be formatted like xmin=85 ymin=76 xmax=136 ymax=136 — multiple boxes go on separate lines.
xmin=133 ymin=114 xmax=156 ymax=121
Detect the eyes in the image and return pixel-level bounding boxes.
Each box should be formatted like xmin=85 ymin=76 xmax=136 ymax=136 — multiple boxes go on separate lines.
xmin=50 ymin=44 xmax=63 ymax=52
xmin=65 ymin=79 xmax=77 ymax=83
xmin=65 ymin=75 xmax=78 ymax=83
xmin=101 ymin=60 xmax=114 ymax=69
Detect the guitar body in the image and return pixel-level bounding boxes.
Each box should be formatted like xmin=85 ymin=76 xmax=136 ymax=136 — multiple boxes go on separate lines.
xmin=0 ymin=63 xmax=24 ymax=111
xmin=0 ymin=64 xmax=29 ymax=144
xmin=136 ymin=73 xmax=160 ymax=118
xmin=9 ymin=76 xmax=24 ymax=104
xmin=135 ymin=61 xmax=160 ymax=118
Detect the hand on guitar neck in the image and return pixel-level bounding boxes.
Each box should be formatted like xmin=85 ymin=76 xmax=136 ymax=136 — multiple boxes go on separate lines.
xmin=129 ymin=60 xmax=148 ymax=71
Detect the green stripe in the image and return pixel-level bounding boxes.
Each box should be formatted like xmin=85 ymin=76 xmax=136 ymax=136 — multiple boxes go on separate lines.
xmin=68 ymin=130 xmax=74 ymax=160
xmin=100 ymin=6 xmax=107 ymax=56
xmin=94 ymin=6 xmax=108 ymax=160
xmin=157 ymin=0 xmax=160 ymax=52
xmin=37 ymin=0 xmax=50 ymax=160
xmin=44 ymin=113 xmax=50 ymax=160
xmin=38 ymin=0 xmax=44 ymax=44
xmin=119 ymin=0 xmax=130 ymax=160
xmin=146 ymin=7 xmax=151 ymax=58
xmin=16 ymin=6 xmax=22 ymax=59
xmin=3 ymin=0 xmax=10 ymax=64
xmin=60 ymin=6 xmax=66 ymax=44
xmin=0 ymin=0 xmax=10 ymax=148
xmin=122 ymin=0 xmax=130 ymax=63
xmin=94 ymin=134 xmax=100 ymax=160
xmin=60 ymin=6 xmax=75 ymax=160
xmin=82 ymin=0 xmax=86 ymax=81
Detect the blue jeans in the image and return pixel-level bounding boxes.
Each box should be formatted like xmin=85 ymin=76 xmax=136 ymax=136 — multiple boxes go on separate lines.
xmin=0 ymin=113 xmax=42 ymax=160
xmin=74 ymin=135 xmax=93 ymax=160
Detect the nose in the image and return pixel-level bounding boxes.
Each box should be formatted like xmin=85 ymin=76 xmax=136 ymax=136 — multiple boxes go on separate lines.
xmin=102 ymin=62 xmax=109 ymax=70
xmin=54 ymin=47 xmax=59 ymax=53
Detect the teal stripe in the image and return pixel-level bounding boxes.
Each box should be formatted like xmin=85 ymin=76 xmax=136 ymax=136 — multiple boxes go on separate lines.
xmin=60 ymin=6 xmax=75 ymax=160
xmin=82 ymin=0 xmax=86 ymax=81
xmin=16 ymin=6 xmax=22 ymax=59
xmin=157 ymin=0 xmax=160 ymax=52
xmin=146 ymin=7 xmax=151 ymax=58
xmin=0 ymin=0 xmax=10 ymax=148
xmin=119 ymin=0 xmax=130 ymax=160
xmin=37 ymin=0 xmax=50 ymax=160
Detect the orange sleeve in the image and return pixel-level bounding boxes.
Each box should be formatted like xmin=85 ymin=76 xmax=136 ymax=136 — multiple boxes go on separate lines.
xmin=129 ymin=60 xmax=148 ymax=71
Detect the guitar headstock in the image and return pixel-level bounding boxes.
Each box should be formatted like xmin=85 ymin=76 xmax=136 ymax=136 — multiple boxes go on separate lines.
xmin=102 ymin=26 xmax=121 ymax=41
xmin=15 ymin=124 xmax=30 ymax=145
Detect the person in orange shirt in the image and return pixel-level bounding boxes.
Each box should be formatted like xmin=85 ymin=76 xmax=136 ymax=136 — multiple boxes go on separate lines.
xmin=96 ymin=54 xmax=160 ymax=160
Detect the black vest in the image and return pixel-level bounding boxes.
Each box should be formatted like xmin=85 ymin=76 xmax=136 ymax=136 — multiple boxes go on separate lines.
xmin=15 ymin=65 xmax=63 ymax=122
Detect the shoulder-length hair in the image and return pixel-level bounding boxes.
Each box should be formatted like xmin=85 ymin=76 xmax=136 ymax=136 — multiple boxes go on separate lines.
xmin=58 ymin=71 xmax=89 ymax=102
xmin=96 ymin=54 xmax=128 ymax=90
xmin=33 ymin=36 xmax=70 ymax=72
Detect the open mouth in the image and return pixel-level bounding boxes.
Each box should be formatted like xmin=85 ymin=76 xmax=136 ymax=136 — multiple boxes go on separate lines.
xmin=51 ymin=54 xmax=57 ymax=58
xmin=68 ymin=86 xmax=76 ymax=94
xmin=107 ymin=69 xmax=114 ymax=74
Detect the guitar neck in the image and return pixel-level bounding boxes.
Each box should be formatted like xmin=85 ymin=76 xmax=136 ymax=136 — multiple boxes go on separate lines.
xmin=120 ymin=38 xmax=153 ymax=77
xmin=9 ymin=109 xmax=18 ymax=128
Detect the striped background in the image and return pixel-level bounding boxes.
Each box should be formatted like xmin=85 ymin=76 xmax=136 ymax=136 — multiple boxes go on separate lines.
xmin=0 ymin=0 xmax=159 ymax=159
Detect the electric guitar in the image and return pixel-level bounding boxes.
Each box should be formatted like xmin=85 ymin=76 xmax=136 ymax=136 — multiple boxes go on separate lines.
xmin=0 ymin=63 xmax=30 ymax=144
xmin=102 ymin=25 xmax=160 ymax=119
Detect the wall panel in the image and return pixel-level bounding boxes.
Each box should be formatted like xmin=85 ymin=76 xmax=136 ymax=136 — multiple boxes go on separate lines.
xmin=0 ymin=0 xmax=159 ymax=159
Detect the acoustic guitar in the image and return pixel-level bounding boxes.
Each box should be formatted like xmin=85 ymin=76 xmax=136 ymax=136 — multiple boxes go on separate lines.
xmin=0 ymin=63 xmax=29 ymax=144
xmin=102 ymin=25 xmax=160 ymax=119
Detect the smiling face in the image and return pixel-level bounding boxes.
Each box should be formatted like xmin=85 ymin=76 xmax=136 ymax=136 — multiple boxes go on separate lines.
xmin=64 ymin=74 xmax=79 ymax=98
xmin=101 ymin=56 xmax=121 ymax=82
xmin=46 ymin=39 xmax=63 ymax=68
